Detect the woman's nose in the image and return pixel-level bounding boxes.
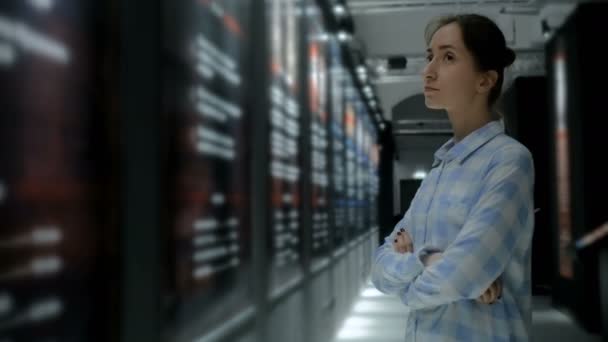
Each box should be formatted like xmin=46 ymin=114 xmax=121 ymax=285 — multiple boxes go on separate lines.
xmin=422 ymin=62 xmax=436 ymax=81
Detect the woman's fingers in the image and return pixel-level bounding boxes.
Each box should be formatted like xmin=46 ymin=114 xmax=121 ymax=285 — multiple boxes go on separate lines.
xmin=487 ymin=283 xmax=495 ymax=303
xmin=491 ymin=280 xmax=502 ymax=303
xmin=478 ymin=290 xmax=490 ymax=304
xmin=485 ymin=292 xmax=493 ymax=304
xmin=393 ymin=235 xmax=403 ymax=253
xmin=478 ymin=279 xmax=503 ymax=304
xmin=487 ymin=281 xmax=502 ymax=304
xmin=399 ymin=229 xmax=413 ymax=253
xmin=496 ymin=279 xmax=503 ymax=299
xmin=393 ymin=230 xmax=413 ymax=254
xmin=398 ymin=234 xmax=413 ymax=253
xmin=478 ymin=289 xmax=487 ymax=303
xmin=401 ymin=229 xmax=412 ymax=243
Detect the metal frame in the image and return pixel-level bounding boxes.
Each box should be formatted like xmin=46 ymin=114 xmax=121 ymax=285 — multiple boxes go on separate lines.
xmin=95 ymin=0 xmax=388 ymax=341
xmin=119 ymin=0 xmax=164 ymax=340
xmin=395 ymin=129 xmax=453 ymax=135
xmin=348 ymin=0 xmax=538 ymax=14
xmin=248 ymin=1 xmax=272 ymax=341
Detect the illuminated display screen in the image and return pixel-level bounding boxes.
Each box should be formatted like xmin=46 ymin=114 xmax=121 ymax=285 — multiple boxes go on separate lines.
xmin=552 ymin=47 xmax=573 ymax=279
xmin=267 ymin=0 xmax=304 ymax=289
xmin=343 ymin=79 xmax=380 ymax=238
xmin=0 ymin=2 xmax=111 ymax=340
xmin=329 ymin=38 xmax=346 ymax=248
xmin=361 ymin=114 xmax=370 ymax=235
xmin=355 ymin=106 xmax=367 ymax=235
xmin=343 ymin=77 xmax=358 ymax=239
xmin=306 ymin=4 xmax=331 ymax=259
xmin=363 ymin=115 xmax=380 ymax=234
xmin=369 ymin=130 xmax=380 ymax=233
xmin=164 ymin=0 xmax=253 ymax=336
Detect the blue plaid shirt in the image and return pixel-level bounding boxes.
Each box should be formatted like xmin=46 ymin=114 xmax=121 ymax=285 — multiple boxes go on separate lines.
xmin=372 ymin=120 xmax=535 ymax=341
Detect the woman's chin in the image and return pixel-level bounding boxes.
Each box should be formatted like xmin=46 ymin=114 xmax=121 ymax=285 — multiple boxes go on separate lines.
xmin=424 ymin=99 xmax=443 ymax=110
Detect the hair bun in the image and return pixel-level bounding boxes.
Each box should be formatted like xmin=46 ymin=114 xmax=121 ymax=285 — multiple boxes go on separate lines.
xmin=503 ymin=47 xmax=516 ymax=67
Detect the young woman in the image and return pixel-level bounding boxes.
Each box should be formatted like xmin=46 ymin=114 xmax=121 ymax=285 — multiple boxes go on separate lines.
xmin=371 ymin=14 xmax=535 ymax=341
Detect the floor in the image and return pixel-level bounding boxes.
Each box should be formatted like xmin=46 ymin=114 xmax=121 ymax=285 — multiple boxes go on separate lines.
xmin=332 ymin=281 xmax=603 ymax=342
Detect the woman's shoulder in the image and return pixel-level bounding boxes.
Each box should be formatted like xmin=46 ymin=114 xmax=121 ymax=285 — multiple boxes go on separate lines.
xmin=460 ymin=132 xmax=532 ymax=173
xmin=485 ymin=133 xmax=534 ymax=170
xmin=492 ymin=134 xmax=532 ymax=157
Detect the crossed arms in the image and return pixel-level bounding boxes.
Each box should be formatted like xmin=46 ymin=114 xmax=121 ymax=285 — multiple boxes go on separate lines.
xmin=371 ymin=147 xmax=534 ymax=310
xmin=393 ymin=229 xmax=502 ymax=305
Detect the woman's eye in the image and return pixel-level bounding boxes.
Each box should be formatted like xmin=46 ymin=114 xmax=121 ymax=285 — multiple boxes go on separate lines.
xmin=426 ymin=55 xmax=433 ymax=62
xmin=444 ymin=54 xmax=454 ymax=61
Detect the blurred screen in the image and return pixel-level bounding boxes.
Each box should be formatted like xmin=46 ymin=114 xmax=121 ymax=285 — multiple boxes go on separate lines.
xmin=552 ymin=46 xmax=573 ymax=279
xmin=355 ymin=107 xmax=367 ymax=236
xmin=344 ymin=77 xmax=358 ymax=239
xmin=163 ymin=0 xmax=253 ymax=337
xmin=361 ymin=113 xmax=373 ymax=236
xmin=369 ymin=132 xmax=380 ymax=233
xmin=0 ymin=1 xmax=112 ymax=341
xmin=306 ymin=4 xmax=331 ymax=260
xmin=329 ymin=38 xmax=346 ymax=249
xmin=267 ymin=0 xmax=304 ymax=290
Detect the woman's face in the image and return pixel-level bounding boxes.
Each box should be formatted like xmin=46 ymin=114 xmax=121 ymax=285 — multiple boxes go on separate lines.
xmin=421 ymin=22 xmax=481 ymax=111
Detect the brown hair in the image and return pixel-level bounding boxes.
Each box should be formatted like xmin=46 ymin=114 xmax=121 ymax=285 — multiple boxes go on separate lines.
xmin=425 ymin=14 xmax=516 ymax=108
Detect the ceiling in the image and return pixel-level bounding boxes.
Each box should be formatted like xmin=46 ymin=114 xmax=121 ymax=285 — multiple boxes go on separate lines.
xmin=346 ymin=0 xmax=578 ymax=123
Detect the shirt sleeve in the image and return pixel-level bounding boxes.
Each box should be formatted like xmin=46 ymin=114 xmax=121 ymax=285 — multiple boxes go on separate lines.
xmin=371 ymin=209 xmax=428 ymax=295
xmin=399 ymin=146 xmax=535 ymax=310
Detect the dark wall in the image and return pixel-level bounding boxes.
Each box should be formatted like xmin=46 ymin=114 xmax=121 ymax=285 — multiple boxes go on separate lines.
xmin=378 ymin=122 xmax=396 ymax=244
xmin=502 ymin=76 xmax=553 ymax=295
xmin=545 ymin=2 xmax=608 ymax=334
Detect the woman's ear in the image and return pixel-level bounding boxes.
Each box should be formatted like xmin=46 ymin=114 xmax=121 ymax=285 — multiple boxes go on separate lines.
xmin=477 ymin=70 xmax=498 ymax=94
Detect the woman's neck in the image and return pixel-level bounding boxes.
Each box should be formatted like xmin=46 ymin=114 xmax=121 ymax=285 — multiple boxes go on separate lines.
xmin=448 ymin=104 xmax=493 ymax=142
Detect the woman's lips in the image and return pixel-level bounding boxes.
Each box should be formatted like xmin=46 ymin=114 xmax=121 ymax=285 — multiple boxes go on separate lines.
xmin=424 ymin=86 xmax=439 ymax=92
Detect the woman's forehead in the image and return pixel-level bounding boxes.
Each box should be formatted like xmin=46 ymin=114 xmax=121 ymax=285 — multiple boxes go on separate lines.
xmin=428 ymin=23 xmax=465 ymax=51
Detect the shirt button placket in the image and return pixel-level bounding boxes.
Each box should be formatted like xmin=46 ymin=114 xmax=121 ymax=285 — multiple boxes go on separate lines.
xmin=423 ymin=160 xmax=445 ymax=245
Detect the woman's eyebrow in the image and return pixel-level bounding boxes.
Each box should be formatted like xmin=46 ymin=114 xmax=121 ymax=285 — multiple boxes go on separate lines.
xmin=426 ymin=45 xmax=457 ymax=53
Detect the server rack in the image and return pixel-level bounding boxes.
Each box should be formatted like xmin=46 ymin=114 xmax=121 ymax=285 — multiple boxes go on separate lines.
xmin=0 ymin=1 xmax=385 ymax=341
xmin=501 ymin=76 xmax=553 ymax=295
xmin=545 ymin=2 xmax=608 ymax=336
xmin=0 ymin=2 xmax=119 ymax=341
xmin=119 ymin=0 xmax=164 ymax=340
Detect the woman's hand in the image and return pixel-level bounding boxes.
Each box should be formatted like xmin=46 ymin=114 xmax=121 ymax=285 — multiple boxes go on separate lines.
xmin=392 ymin=226 xmax=502 ymax=305
xmin=422 ymin=252 xmax=443 ymax=267
xmin=393 ymin=228 xmax=413 ymax=254
xmin=477 ymin=278 xmax=502 ymax=304
xmin=392 ymin=231 xmax=502 ymax=304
